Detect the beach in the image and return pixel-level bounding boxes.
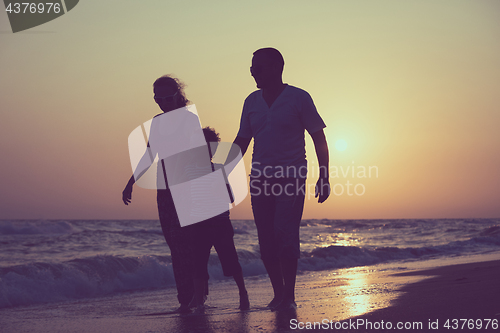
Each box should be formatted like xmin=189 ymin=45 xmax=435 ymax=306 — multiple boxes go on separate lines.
xmin=2 ymin=256 xmax=499 ymax=333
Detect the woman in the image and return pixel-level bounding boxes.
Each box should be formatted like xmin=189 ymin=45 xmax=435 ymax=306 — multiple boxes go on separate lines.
xmin=122 ymin=75 xmax=197 ymax=313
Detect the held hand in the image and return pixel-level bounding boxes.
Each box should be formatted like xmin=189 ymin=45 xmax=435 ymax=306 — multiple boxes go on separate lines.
xmin=122 ymin=184 xmax=133 ymax=205
xmin=315 ymin=178 xmax=330 ymax=203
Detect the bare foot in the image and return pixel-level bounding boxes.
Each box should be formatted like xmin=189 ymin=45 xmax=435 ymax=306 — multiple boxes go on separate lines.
xmin=192 ymin=304 xmax=205 ymax=314
xmin=267 ymin=297 xmax=283 ymax=309
xmin=239 ymin=292 xmax=250 ymax=310
xmin=273 ymin=299 xmax=297 ymax=312
xmin=173 ymin=304 xmax=191 ymax=314
xmin=188 ymin=295 xmax=205 ymax=308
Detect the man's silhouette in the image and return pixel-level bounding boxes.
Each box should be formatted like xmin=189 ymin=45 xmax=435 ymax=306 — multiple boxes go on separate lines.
xmin=233 ymin=48 xmax=330 ymax=311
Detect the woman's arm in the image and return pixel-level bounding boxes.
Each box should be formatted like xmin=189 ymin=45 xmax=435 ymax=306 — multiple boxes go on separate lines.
xmin=122 ymin=144 xmax=155 ymax=205
xmin=122 ymin=175 xmax=135 ymax=205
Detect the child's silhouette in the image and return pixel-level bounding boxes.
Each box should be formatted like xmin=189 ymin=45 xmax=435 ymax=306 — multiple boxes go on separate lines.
xmin=188 ymin=127 xmax=250 ymax=311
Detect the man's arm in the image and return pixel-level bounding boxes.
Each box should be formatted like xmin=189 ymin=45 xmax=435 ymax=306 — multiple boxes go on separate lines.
xmin=223 ymin=136 xmax=251 ymax=172
xmin=310 ymin=129 xmax=330 ymax=203
xmin=233 ymin=136 xmax=251 ymax=157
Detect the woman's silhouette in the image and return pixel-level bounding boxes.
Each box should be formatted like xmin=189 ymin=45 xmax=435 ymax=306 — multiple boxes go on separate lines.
xmin=122 ymin=75 xmax=197 ymax=313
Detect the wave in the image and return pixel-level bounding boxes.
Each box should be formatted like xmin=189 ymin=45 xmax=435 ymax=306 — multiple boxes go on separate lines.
xmin=0 ymin=220 xmax=76 ymax=235
xmin=0 ymin=255 xmax=176 ymax=309
xmin=479 ymin=225 xmax=500 ymax=237
xmin=299 ymin=232 xmax=500 ymax=271
xmin=300 ymin=218 xmax=500 ymax=232
xmin=1 ymin=230 xmax=498 ymax=309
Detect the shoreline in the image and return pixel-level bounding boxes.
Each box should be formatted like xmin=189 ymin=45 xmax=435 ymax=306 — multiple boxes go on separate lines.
xmin=1 ymin=257 xmax=499 ymax=332
xmin=343 ymin=259 xmax=500 ymax=332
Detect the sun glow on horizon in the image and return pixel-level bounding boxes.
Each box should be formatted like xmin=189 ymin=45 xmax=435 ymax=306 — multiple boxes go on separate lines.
xmin=335 ymin=139 xmax=348 ymax=152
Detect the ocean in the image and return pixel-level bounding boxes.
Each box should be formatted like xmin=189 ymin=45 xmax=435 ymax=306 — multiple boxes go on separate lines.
xmin=1 ymin=218 xmax=499 ymax=309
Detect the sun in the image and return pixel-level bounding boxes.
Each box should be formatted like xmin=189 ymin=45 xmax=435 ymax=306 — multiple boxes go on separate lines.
xmin=335 ymin=139 xmax=347 ymax=152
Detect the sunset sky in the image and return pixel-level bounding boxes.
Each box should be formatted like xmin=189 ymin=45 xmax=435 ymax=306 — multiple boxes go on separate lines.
xmin=1 ymin=1 xmax=499 ymax=220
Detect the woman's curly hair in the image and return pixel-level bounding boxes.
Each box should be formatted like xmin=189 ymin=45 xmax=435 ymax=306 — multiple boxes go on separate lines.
xmin=153 ymin=75 xmax=190 ymax=108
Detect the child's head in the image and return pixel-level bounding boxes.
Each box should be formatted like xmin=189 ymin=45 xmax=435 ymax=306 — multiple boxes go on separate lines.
xmin=202 ymin=126 xmax=220 ymax=143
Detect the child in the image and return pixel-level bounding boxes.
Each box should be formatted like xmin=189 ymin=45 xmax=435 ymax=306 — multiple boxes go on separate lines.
xmin=188 ymin=126 xmax=250 ymax=311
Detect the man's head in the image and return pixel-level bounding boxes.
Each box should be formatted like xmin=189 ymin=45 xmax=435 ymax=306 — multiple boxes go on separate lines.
xmin=153 ymin=75 xmax=190 ymax=113
xmin=250 ymin=48 xmax=284 ymax=89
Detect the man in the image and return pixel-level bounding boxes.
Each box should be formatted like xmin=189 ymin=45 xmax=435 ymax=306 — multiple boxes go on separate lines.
xmin=233 ymin=48 xmax=330 ymax=311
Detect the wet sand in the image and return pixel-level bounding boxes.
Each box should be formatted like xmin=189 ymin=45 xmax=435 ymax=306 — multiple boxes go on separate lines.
xmin=344 ymin=260 xmax=500 ymax=332
xmin=1 ymin=259 xmax=499 ymax=332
